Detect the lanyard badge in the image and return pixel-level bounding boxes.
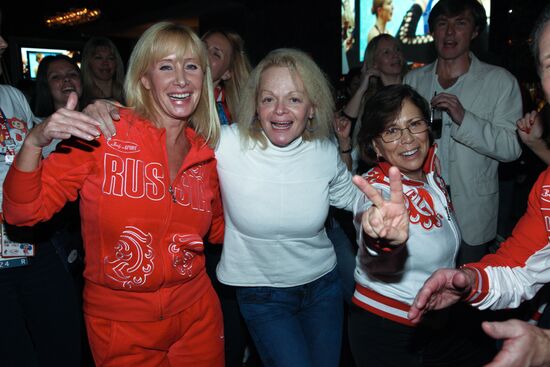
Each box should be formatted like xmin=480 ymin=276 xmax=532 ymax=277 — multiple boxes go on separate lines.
xmin=0 ymin=108 xmax=17 ymax=164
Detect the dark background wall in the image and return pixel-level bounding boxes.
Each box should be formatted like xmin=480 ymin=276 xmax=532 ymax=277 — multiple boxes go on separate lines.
xmin=1 ymin=0 xmax=549 ymax=90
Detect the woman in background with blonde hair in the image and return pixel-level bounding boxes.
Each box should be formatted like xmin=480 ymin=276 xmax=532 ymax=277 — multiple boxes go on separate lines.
xmin=202 ymin=28 xmax=251 ymax=124
xmin=80 ymin=36 xmax=125 ymax=106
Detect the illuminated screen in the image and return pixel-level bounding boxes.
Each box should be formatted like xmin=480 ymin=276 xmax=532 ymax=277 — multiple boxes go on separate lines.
xmin=20 ymin=47 xmax=80 ymax=80
xmin=342 ymin=0 xmax=491 ymax=73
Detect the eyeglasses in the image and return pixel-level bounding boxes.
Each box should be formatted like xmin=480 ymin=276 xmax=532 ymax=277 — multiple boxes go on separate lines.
xmin=379 ymin=119 xmax=429 ymax=143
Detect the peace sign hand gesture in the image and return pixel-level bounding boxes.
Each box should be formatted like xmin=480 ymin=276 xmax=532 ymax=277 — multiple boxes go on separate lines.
xmin=352 ymin=166 xmax=409 ymax=247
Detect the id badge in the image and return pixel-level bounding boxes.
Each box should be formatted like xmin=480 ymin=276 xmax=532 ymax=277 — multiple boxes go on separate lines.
xmin=1 ymin=223 xmax=34 ymax=257
xmin=4 ymin=153 xmax=14 ymax=164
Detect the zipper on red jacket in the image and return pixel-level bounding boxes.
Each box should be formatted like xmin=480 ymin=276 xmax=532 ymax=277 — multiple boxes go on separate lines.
xmin=168 ymin=185 xmax=177 ymax=202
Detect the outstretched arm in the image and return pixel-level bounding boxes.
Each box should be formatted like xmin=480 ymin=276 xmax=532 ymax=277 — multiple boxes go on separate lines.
xmin=482 ymin=319 xmax=550 ymax=367
xmin=408 ymin=266 xmax=477 ymax=323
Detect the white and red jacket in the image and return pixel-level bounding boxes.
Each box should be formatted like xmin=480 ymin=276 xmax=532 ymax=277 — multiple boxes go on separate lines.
xmin=465 ymin=167 xmax=550 ymax=310
xmin=3 ymin=108 xmax=224 ymax=322
xmin=352 ymin=146 xmax=461 ymax=326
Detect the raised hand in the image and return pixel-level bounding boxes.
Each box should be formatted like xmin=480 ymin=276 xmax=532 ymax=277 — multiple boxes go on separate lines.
xmin=27 ymin=92 xmax=101 ymax=149
xmin=482 ymin=319 xmax=550 ymax=367
xmin=407 ymin=267 xmax=476 ymax=323
xmin=352 ymin=166 xmax=408 ymax=246
xmin=517 ymin=111 xmax=543 ymax=146
xmin=333 ymin=113 xmax=352 ymax=141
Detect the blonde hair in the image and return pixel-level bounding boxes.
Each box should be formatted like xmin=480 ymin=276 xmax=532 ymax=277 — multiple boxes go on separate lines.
xmin=237 ymin=48 xmax=334 ymax=149
xmin=202 ymin=29 xmax=252 ymax=118
xmin=81 ymin=37 xmax=125 ymax=105
xmin=124 ymin=22 xmax=220 ymax=146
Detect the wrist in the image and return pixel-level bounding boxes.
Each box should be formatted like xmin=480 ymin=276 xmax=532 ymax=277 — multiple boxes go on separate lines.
xmin=340 ymin=110 xmax=357 ymax=122
xmin=339 ymin=140 xmax=353 ymax=154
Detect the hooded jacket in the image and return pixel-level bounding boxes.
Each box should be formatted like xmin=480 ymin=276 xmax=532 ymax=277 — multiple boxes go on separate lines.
xmin=3 ymin=108 xmax=224 ymax=321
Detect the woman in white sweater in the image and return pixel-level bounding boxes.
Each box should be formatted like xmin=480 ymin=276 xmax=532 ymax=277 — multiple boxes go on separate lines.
xmin=215 ymin=48 xmax=360 ymax=367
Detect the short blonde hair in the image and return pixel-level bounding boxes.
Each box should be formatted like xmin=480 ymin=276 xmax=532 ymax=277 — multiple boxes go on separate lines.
xmin=238 ymin=48 xmax=334 ymax=148
xmin=125 ymin=22 xmax=220 ymax=146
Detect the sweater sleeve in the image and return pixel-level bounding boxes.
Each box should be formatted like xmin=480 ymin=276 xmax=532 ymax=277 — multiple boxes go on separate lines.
xmin=3 ymin=138 xmax=97 ymax=226
xmin=329 ymin=144 xmax=361 ymax=211
xmin=207 ymin=158 xmax=224 ymax=244
xmin=464 ymin=168 xmax=550 ymax=310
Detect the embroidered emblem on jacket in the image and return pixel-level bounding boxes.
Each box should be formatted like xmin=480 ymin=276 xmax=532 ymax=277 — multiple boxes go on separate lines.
xmin=169 ymin=233 xmax=203 ymax=277
xmin=107 ymin=138 xmax=141 ymax=153
xmin=405 ymin=188 xmax=442 ymax=230
xmin=104 ymin=226 xmax=154 ymax=288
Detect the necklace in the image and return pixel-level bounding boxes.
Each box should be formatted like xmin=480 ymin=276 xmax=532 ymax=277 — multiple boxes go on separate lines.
xmin=375 ymin=24 xmax=383 ymax=34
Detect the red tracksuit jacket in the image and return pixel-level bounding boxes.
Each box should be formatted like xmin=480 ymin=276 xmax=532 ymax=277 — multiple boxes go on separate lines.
xmin=3 ymin=108 xmax=224 ymax=322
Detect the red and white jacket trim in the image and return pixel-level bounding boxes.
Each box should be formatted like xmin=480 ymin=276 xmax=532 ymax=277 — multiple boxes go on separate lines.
xmin=353 ymin=284 xmax=415 ymax=326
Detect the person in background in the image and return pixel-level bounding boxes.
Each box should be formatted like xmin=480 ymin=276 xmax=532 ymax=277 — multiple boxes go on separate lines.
xmin=202 ymin=28 xmax=251 ymax=125
xmin=338 ymin=33 xmax=406 ymax=173
xmin=202 ymin=28 xmax=254 ymax=367
xmin=80 ymin=36 xmax=125 ymax=107
xmin=368 ymin=0 xmax=394 ymax=42
xmin=408 ymin=6 xmax=550 ymax=366
xmin=3 ymin=22 xmax=225 ymax=367
xmin=0 ymin=10 xmax=85 ymax=367
xmin=32 ymin=55 xmax=82 ymax=116
xmin=404 ymin=0 xmax=522 ymax=265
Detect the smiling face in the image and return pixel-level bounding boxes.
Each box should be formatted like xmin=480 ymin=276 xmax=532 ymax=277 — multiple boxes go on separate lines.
xmin=204 ymin=32 xmax=233 ymax=86
xmin=257 ymin=66 xmax=314 ymax=147
xmin=373 ymin=98 xmax=430 ymax=181
xmin=89 ymin=45 xmax=117 ymax=82
xmin=432 ymin=9 xmax=478 ymax=61
xmin=373 ymin=37 xmax=404 ymax=77
xmin=47 ymin=59 xmax=82 ymax=109
xmin=140 ymin=51 xmax=203 ymax=127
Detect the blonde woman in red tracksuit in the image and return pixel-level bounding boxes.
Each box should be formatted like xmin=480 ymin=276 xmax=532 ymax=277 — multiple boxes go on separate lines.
xmin=2 ymin=22 xmax=225 ymax=367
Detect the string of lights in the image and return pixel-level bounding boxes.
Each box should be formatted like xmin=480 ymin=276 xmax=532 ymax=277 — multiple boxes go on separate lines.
xmin=45 ymin=8 xmax=101 ymax=28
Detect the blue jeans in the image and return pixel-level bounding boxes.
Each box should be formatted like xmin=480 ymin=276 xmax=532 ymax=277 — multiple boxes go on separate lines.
xmin=236 ymin=268 xmax=343 ymax=367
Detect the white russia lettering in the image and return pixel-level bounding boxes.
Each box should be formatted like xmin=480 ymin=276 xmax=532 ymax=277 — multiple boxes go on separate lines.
xmin=103 ymin=153 xmax=165 ymax=200
xmin=101 ymin=154 xmax=211 ymax=212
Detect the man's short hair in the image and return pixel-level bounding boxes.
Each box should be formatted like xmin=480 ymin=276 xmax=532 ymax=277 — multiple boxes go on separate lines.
xmin=428 ymin=0 xmax=487 ymax=35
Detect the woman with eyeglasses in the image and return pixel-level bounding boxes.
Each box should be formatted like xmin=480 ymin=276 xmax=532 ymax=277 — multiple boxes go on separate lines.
xmin=348 ymin=84 xmax=461 ymax=366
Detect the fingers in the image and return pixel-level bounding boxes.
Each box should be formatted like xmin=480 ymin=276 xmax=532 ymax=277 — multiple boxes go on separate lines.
xmin=482 ymin=320 xmax=524 ymax=341
xmin=82 ymin=100 xmax=120 ymax=139
xmin=516 ymin=111 xmax=536 ymax=132
xmin=353 ymin=175 xmax=384 ymax=208
xmin=362 ymin=206 xmax=385 ymax=239
xmin=388 ymin=167 xmax=404 ymax=205
xmin=45 ymin=109 xmax=101 ymax=142
xmin=66 ymin=91 xmax=79 ymax=111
